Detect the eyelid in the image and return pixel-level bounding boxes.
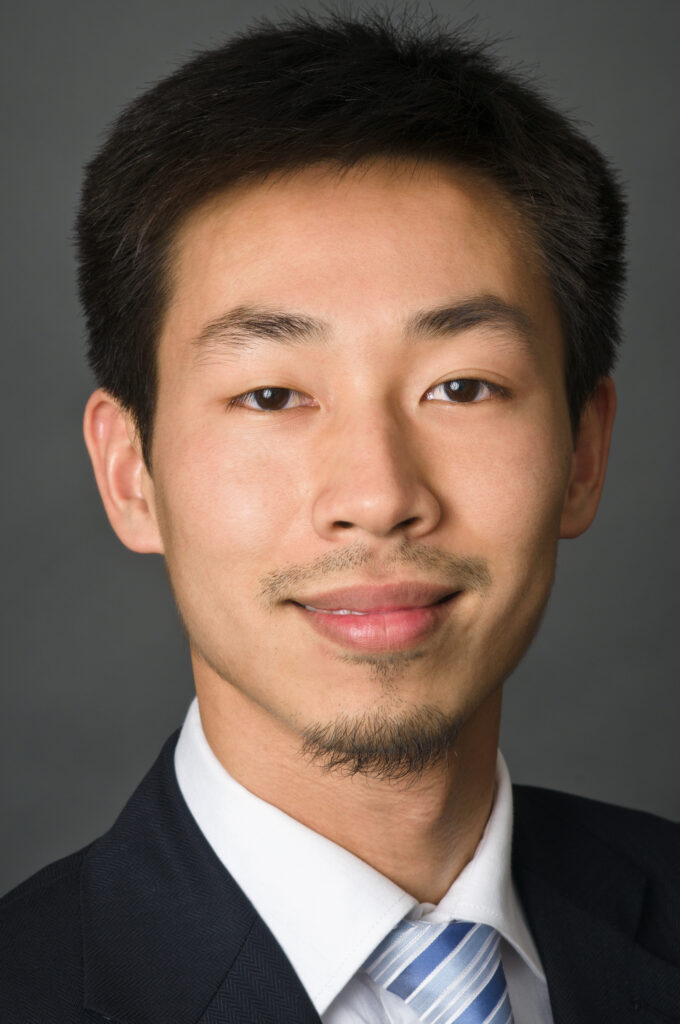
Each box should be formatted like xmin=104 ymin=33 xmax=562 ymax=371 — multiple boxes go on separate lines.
xmin=423 ymin=378 xmax=508 ymax=403
xmin=227 ymin=387 xmax=315 ymax=411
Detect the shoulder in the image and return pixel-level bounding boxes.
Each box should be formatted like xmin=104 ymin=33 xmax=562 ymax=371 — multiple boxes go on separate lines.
xmin=513 ymin=784 xmax=680 ymax=965
xmin=0 ymin=847 xmax=90 ymax=1022
xmin=511 ymin=786 xmax=680 ymax=1018
xmin=513 ymin=783 xmax=679 ymax=871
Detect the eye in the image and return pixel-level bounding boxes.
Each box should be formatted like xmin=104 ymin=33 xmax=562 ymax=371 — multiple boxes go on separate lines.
xmin=228 ymin=386 xmax=314 ymax=411
xmin=423 ymin=378 xmax=504 ymax=404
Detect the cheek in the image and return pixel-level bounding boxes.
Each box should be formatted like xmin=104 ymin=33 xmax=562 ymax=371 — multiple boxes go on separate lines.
xmin=154 ymin=427 xmax=304 ymax=579
xmin=445 ymin=415 xmax=572 ymax=562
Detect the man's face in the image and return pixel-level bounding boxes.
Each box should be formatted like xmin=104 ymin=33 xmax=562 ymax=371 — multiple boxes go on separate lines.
xmin=146 ymin=160 xmax=576 ymax=768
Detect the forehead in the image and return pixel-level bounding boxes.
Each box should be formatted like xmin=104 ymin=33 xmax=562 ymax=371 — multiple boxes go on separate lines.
xmin=160 ymin=159 xmax=554 ymax=360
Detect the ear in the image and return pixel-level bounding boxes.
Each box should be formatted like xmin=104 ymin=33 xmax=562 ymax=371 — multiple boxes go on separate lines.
xmin=83 ymin=389 xmax=164 ymax=554
xmin=560 ymin=377 xmax=617 ymax=539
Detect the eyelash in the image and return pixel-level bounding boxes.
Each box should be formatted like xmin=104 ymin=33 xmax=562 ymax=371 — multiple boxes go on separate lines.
xmin=423 ymin=379 xmax=506 ymax=404
xmin=227 ymin=387 xmax=314 ymax=412
xmin=228 ymin=378 xmax=507 ymax=412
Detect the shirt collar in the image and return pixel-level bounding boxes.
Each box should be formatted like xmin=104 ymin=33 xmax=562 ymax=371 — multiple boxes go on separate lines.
xmin=412 ymin=749 xmax=545 ymax=981
xmin=174 ymin=698 xmax=544 ymax=1014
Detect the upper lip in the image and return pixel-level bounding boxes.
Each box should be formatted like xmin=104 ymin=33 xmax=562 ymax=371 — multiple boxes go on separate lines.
xmin=291 ymin=582 xmax=458 ymax=612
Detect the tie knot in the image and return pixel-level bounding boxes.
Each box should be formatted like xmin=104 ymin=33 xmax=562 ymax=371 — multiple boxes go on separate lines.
xmin=363 ymin=919 xmax=514 ymax=1024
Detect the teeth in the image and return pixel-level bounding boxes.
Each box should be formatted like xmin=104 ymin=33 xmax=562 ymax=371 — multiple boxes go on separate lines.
xmin=303 ymin=605 xmax=368 ymax=616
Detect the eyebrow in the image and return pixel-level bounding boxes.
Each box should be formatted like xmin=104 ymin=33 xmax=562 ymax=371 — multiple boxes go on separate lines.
xmin=193 ymin=305 xmax=327 ymax=354
xmin=408 ymin=296 xmax=534 ymax=343
xmin=191 ymin=295 xmax=535 ymax=357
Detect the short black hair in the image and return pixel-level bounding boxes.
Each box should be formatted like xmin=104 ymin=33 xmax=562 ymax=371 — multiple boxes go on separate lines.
xmin=77 ymin=9 xmax=626 ymax=467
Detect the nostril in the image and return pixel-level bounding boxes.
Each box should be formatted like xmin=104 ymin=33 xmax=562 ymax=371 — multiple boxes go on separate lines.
xmin=334 ymin=520 xmax=354 ymax=529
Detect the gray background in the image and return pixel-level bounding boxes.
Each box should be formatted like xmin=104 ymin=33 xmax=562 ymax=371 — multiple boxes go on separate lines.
xmin=2 ymin=0 xmax=678 ymax=896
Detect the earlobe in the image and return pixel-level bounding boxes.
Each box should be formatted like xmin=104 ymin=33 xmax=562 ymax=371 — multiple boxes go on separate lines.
xmin=560 ymin=377 xmax=617 ymax=540
xmin=83 ymin=389 xmax=164 ymax=554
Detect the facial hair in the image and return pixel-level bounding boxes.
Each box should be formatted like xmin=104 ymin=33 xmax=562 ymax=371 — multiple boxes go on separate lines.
xmin=300 ymin=700 xmax=464 ymax=782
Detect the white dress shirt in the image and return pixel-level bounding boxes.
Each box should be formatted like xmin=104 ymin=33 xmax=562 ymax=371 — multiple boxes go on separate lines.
xmin=175 ymin=699 xmax=554 ymax=1023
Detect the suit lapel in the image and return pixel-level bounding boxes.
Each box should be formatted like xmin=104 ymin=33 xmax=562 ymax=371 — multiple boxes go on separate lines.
xmin=512 ymin=785 xmax=679 ymax=1024
xmin=81 ymin=734 xmax=321 ymax=1024
xmin=197 ymin=915 xmax=323 ymax=1024
xmin=512 ymin=861 xmax=638 ymax=1023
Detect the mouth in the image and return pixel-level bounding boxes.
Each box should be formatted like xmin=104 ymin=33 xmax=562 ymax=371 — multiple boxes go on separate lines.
xmin=289 ymin=584 xmax=460 ymax=652
xmin=299 ymin=591 xmax=455 ymax=615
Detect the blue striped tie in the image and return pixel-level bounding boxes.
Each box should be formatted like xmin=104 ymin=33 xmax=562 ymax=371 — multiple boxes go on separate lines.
xmin=363 ymin=919 xmax=514 ymax=1024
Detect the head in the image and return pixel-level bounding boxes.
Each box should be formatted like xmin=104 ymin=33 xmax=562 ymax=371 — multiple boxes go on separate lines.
xmin=81 ymin=11 xmax=622 ymax=780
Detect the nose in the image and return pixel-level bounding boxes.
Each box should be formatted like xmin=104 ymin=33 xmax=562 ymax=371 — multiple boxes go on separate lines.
xmin=311 ymin=410 xmax=442 ymax=542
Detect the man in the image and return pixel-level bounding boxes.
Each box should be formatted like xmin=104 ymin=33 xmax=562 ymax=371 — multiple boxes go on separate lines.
xmin=1 ymin=10 xmax=678 ymax=1023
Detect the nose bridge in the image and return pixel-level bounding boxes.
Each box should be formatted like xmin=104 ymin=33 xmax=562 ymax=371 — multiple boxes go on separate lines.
xmin=311 ymin=401 xmax=441 ymax=540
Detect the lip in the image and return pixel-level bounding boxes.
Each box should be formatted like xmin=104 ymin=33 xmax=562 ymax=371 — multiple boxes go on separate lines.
xmin=290 ymin=582 xmax=459 ymax=652
xmin=292 ymin=582 xmax=455 ymax=613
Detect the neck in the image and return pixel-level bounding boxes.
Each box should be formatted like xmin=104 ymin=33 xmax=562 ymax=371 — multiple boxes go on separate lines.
xmin=196 ymin=676 xmax=501 ymax=905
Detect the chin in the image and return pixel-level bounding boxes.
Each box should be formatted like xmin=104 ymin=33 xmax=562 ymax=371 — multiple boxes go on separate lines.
xmin=299 ymin=699 xmax=468 ymax=781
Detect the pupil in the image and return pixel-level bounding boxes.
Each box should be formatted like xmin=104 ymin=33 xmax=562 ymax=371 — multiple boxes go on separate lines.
xmin=445 ymin=379 xmax=477 ymax=402
xmin=256 ymin=387 xmax=290 ymax=410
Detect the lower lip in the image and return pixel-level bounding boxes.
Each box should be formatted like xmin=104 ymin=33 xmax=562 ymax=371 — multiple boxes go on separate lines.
xmin=292 ymin=596 xmax=458 ymax=653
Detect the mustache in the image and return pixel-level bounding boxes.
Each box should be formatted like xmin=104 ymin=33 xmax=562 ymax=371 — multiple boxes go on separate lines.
xmin=258 ymin=542 xmax=491 ymax=606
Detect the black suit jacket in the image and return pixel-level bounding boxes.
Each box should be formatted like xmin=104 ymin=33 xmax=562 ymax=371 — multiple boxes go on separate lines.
xmin=2 ymin=732 xmax=679 ymax=1023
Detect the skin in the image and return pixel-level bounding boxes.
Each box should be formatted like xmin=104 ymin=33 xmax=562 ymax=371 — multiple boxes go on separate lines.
xmin=84 ymin=159 xmax=616 ymax=903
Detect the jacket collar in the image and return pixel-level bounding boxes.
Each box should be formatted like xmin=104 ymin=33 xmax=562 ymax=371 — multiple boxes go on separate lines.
xmin=80 ymin=733 xmax=321 ymax=1024
xmin=512 ymin=784 xmax=678 ymax=1024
